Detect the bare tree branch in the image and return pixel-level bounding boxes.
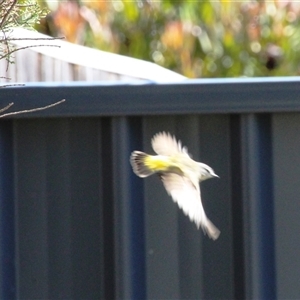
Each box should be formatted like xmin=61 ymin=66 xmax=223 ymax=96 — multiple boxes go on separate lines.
xmin=0 ymin=83 xmax=25 ymax=88
xmin=0 ymin=102 xmax=13 ymax=113
xmin=0 ymin=44 xmax=61 ymax=61
xmin=0 ymin=26 xmax=11 ymax=71
xmin=0 ymin=37 xmax=65 ymax=42
xmin=0 ymin=99 xmax=66 ymax=118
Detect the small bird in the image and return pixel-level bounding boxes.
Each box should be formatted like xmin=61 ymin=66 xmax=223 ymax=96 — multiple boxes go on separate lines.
xmin=130 ymin=131 xmax=220 ymax=240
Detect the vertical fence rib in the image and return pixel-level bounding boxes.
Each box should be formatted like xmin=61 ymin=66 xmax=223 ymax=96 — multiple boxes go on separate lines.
xmin=240 ymin=114 xmax=276 ymax=300
xmin=112 ymin=117 xmax=146 ymax=300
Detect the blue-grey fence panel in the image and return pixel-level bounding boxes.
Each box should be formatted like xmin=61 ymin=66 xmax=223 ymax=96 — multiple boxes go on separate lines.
xmin=272 ymin=113 xmax=300 ymax=299
xmin=0 ymin=78 xmax=299 ymax=299
xmin=14 ymin=119 xmax=104 ymax=299
xmin=142 ymin=115 xmax=234 ymax=299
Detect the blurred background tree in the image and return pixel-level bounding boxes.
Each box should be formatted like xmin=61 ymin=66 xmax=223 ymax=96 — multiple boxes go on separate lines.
xmin=37 ymin=0 xmax=300 ymax=78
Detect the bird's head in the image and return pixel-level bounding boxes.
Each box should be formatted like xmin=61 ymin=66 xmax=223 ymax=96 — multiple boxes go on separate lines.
xmin=198 ymin=163 xmax=219 ymax=181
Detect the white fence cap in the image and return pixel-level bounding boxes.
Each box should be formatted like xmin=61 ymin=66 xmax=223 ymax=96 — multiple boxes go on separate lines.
xmin=3 ymin=28 xmax=186 ymax=83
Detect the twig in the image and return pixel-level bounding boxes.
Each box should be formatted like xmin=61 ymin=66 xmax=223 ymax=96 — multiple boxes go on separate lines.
xmin=0 ymin=26 xmax=11 ymax=71
xmin=0 ymin=37 xmax=65 ymax=41
xmin=0 ymin=44 xmax=61 ymax=61
xmin=0 ymin=99 xmax=66 ymax=118
xmin=0 ymin=83 xmax=25 ymax=88
xmin=0 ymin=102 xmax=13 ymax=113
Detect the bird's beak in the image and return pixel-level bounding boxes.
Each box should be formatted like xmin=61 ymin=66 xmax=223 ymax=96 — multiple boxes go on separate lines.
xmin=212 ymin=173 xmax=220 ymax=178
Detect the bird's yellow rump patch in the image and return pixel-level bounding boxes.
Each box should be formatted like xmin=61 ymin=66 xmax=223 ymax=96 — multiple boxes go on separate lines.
xmin=144 ymin=155 xmax=170 ymax=172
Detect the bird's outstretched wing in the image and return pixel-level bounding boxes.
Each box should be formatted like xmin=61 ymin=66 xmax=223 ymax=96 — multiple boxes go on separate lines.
xmin=160 ymin=173 xmax=220 ymax=240
xmin=151 ymin=132 xmax=190 ymax=157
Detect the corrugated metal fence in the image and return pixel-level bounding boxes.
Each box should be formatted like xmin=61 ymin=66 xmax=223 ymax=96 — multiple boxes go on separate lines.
xmin=0 ymin=78 xmax=300 ymax=299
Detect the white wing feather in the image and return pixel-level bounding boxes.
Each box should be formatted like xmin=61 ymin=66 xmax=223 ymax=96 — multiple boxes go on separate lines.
xmin=151 ymin=132 xmax=189 ymax=157
xmin=160 ymin=173 xmax=220 ymax=240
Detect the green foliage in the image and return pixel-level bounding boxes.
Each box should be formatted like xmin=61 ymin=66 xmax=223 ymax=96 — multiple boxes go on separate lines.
xmin=42 ymin=1 xmax=300 ymax=78
xmin=1 ymin=0 xmax=48 ymax=30
xmin=0 ymin=0 xmax=48 ymax=64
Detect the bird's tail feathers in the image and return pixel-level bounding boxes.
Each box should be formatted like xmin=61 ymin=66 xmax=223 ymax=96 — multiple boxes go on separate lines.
xmin=130 ymin=151 xmax=155 ymax=178
xmin=186 ymin=199 xmax=220 ymax=240
xmin=202 ymin=219 xmax=220 ymax=240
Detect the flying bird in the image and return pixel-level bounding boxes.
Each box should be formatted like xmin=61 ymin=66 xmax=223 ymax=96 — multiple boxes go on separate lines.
xmin=130 ymin=131 xmax=220 ymax=240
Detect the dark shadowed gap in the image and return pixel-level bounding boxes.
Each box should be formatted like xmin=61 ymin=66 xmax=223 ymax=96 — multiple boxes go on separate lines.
xmin=101 ymin=118 xmax=116 ymax=300
xmin=256 ymin=114 xmax=276 ymax=299
xmin=0 ymin=121 xmax=15 ymax=300
xmin=128 ymin=117 xmax=146 ymax=300
xmin=230 ymin=115 xmax=245 ymax=300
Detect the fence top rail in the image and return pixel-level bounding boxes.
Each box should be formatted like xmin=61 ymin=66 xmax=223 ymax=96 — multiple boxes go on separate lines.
xmin=0 ymin=77 xmax=300 ymax=118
